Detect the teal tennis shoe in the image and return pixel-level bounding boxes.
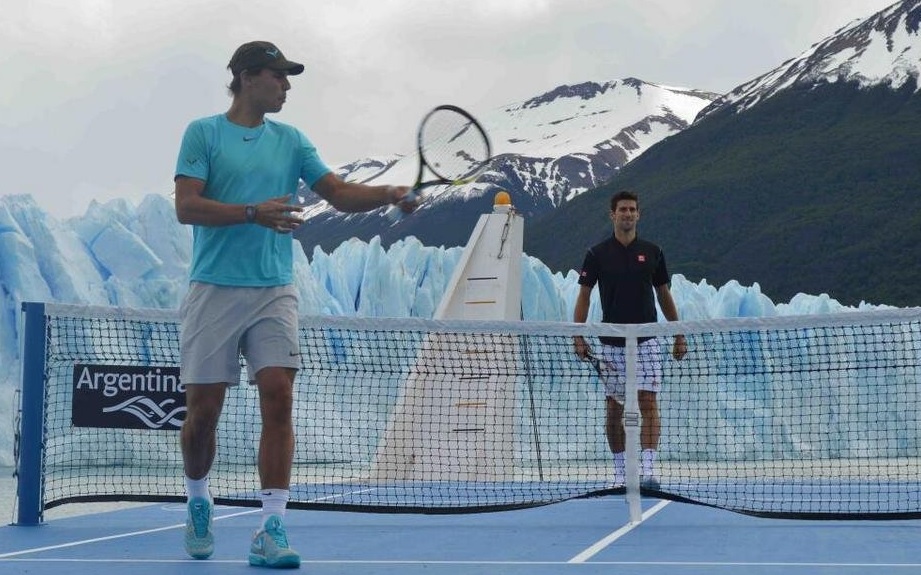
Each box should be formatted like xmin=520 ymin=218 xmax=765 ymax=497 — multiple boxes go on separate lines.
xmin=249 ymin=515 xmax=301 ymax=569
xmin=184 ymin=497 xmax=214 ymax=560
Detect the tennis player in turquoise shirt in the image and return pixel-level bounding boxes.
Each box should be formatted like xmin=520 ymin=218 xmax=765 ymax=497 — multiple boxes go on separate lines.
xmin=174 ymin=40 xmax=417 ymax=568
xmin=176 ymin=114 xmax=329 ymax=286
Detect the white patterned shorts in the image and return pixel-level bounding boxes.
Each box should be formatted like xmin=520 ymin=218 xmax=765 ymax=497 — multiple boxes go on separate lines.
xmin=598 ymin=339 xmax=663 ymax=400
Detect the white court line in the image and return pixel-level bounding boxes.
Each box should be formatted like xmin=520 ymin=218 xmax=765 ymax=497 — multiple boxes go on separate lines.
xmin=0 ymin=508 xmax=256 ymax=559
xmin=0 ymin=488 xmax=378 ymax=559
xmin=2 ymin=559 xmax=920 ymax=568
xmin=568 ymin=499 xmax=671 ymax=563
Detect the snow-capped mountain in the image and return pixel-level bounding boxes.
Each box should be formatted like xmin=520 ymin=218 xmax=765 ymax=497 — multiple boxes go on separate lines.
xmin=699 ymin=0 xmax=920 ymax=118
xmin=483 ymin=79 xmax=719 ymax=206
xmin=529 ymin=0 xmax=921 ymax=308
xmin=295 ymin=78 xmax=718 ymax=252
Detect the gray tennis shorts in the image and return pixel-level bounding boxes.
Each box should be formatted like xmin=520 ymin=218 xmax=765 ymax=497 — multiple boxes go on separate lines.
xmin=600 ymin=339 xmax=663 ymax=399
xmin=179 ymin=282 xmax=300 ymax=385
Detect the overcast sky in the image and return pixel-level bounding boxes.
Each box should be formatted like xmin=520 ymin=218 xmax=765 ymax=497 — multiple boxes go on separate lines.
xmin=0 ymin=0 xmax=898 ymax=219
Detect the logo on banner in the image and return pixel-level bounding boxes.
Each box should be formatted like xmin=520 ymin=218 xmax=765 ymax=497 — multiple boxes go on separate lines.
xmin=72 ymin=364 xmax=186 ymax=430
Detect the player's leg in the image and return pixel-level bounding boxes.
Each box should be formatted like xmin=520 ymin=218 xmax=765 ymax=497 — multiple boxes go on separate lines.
xmin=179 ymin=282 xmax=243 ymax=560
xmin=606 ymin=397 xmax=626 ymax=486
xmin=182 ymin=384 xmax=228 ymax=480
xmin=243 ymin=286 xmax=302 ymax=568
xmin=637 ymin=339 xmax=664 ymax=488
xmin=601 ymin=343 xmax=628 ymax=486
xmin=181 ymin=383 xmax=228 ymax=559
xmin=638 ymin=390 xmax=660 ymax=487
xmin=255 ymin=366 xmax=297 ymax=491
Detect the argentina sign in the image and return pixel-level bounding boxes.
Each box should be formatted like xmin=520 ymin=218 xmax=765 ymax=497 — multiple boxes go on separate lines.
xmin=72 ymin=364 xmax=185 ymax=430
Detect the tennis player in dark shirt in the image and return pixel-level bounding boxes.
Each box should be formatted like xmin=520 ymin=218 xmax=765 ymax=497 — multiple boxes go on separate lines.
xmin=573 ymin=190 xmax=687 ymax=488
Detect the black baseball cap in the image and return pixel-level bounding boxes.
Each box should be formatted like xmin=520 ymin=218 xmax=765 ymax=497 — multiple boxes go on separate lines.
xmin=228 ymin=41 xmax=304 ymax=76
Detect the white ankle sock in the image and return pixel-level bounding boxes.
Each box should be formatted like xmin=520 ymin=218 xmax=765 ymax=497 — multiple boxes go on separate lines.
xmin=185 ymin=476 xmax=210 ymax=501
xmin=613 ymin=452 xmax=625 ymax=478
xmin=642 ymin=449 xmax=657 ymax=476
xmin=260 ymin=489 xmax=290 ymax=526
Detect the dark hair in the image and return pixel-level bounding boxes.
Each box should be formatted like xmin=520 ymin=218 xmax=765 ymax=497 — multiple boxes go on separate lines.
xmin=227 ymin=68 xmax=263 ymax=96
xmin=610 ymin=190 xmax=638 ymax=211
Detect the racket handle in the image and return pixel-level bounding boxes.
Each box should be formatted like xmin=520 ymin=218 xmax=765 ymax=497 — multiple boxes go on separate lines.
xmin=385 ymin=189 xmax=419 ymax=223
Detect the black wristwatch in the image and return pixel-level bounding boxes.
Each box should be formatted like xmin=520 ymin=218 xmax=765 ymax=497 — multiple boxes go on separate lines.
xmin=244 ymin=204 xmax=257 ymax=223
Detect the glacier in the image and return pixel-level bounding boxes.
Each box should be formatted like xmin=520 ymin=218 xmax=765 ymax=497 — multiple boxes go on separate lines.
xmin=0 ymin=193 xmax=886 ymax=467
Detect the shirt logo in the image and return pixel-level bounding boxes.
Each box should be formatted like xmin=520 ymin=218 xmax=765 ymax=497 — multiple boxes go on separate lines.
xmin=243 ymin=136 xmax=257 ymax=141
xmin=637 ymin=255 xmax=646 ymax=263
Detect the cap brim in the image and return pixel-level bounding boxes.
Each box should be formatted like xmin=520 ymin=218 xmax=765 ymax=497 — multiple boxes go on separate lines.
xmin=271 ymin=61 xmax=305 ymax=75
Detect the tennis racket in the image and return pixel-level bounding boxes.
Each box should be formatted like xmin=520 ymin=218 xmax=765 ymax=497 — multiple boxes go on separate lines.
xmin=387 ymin=104 xmax=492 ymax=222
xmin=584 ymin=352 xmax=625 ymax=405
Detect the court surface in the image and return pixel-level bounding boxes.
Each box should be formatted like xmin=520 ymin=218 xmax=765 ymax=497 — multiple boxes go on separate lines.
xmin=2 ymin=494 xmax=919 ymax=574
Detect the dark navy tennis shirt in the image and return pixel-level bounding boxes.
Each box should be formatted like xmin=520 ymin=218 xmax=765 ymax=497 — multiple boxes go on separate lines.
xmin=577 ymin=235 xmax=670 ymax=345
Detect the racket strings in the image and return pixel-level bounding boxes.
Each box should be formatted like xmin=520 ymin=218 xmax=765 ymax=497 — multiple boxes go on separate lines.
xmin=419 ymin=110 xmax=490 ymax=181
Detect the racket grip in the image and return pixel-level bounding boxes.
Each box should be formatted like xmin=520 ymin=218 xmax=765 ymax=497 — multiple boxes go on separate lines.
xmin=385 ymin=189 xmax=419 ymax=223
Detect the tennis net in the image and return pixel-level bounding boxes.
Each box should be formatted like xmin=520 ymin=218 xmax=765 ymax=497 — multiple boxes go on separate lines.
xmin=15 ymin=302 xmax=921 ymax=522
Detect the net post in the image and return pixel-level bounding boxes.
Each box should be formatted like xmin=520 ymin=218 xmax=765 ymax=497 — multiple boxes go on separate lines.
xmin=16 ymin=301 xmax=47 ymax=526
xmin=623 ymin=335 xmax=642 ymax=523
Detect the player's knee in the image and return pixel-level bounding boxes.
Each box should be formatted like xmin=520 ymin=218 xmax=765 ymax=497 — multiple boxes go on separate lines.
xmin=183 ymin=404 xmax=221 ymax=433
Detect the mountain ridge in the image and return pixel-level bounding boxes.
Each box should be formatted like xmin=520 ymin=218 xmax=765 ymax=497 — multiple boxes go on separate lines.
xmin=293 ymin=77 xmax=718 ymax=254
xmin=698 ymin=0 xmax=920 ymax=119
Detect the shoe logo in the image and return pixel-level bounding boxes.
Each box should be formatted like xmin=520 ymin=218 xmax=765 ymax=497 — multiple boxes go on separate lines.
xmin=288 ymin=352 xmax=300 ymax=357
xmin=252 ymin=536 xmax=265 ymax=553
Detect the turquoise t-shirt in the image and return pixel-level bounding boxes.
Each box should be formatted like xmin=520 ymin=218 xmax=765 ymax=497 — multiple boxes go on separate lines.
xmin=174 ymin=114 xmax=331 ymax=287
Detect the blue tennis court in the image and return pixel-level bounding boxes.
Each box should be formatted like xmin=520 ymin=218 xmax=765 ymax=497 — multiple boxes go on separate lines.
xmin=2 ymin=494 xmax=919 ymax=574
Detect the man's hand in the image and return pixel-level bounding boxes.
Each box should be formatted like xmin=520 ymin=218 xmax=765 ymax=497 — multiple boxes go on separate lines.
xmin=254 ymin=194 xmax=303 ymax=233
xmin=388 ymin=186 xmax=420 ymax=214
xmin=672 ymin=334 xmax=687 ymax=360
xmin=573 ymin=335 xmax=591 ymax=360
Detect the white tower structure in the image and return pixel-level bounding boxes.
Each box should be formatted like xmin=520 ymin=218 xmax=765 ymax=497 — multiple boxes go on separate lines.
xmin=371 ymin=192 xmax=524 ymax=482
